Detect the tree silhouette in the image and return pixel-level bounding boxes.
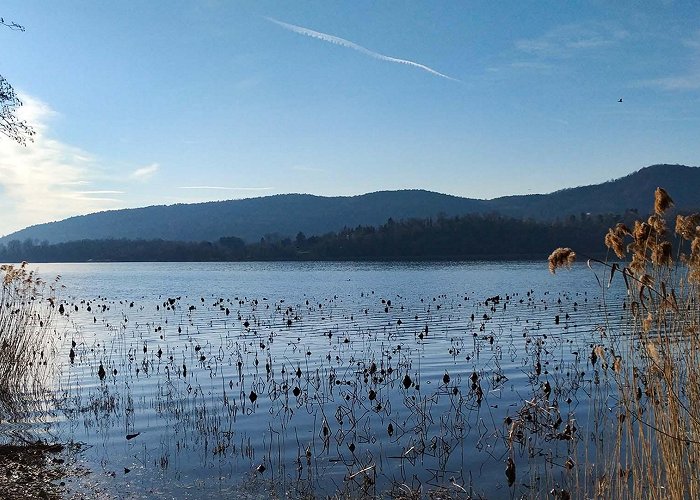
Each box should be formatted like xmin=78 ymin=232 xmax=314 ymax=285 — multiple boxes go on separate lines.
xmin=0 ymin=17 xmax=34 ymax=145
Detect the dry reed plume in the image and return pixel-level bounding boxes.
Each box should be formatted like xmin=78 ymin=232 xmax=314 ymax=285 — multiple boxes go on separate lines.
xmin=548 ymin=247 xmax=576 ymax=273
xmin=551 ymin=187 xmax=700 ymax=499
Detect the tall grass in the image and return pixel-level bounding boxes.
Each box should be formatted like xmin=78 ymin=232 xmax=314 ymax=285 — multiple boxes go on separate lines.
xmin=551 ymin=188 xmax=700 ymax=499
xmin=0 ymin=262 xmax=58 ymax=438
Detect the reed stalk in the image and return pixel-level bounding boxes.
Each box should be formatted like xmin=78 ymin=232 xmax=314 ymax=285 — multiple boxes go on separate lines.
xmin=0 ymin=262 xmax=58 ymax=440
xmin=551 ymin=188 xmax=700 ymax=499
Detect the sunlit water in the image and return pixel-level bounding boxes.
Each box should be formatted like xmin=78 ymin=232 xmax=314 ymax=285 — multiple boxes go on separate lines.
xmin=28 ymin=261 xmax=627 ymax=498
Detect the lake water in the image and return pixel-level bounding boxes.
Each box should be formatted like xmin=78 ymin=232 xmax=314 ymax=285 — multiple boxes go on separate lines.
xmin=28 ymin=261 xmax=627 ymax=498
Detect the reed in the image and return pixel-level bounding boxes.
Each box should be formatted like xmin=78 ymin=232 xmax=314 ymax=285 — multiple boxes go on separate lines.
xmin=551 ymin=187 xmax=700 ymax=499
xmin=0 ymin=262 xmax=58 ymax=437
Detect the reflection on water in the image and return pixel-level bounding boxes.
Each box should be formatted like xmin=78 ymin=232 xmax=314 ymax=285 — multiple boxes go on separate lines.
xmin=32 ymin=261 xmax=626 ymax=498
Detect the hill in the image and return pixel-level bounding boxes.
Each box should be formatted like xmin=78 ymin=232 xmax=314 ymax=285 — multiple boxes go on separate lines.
xmin=1 ymin=164 xmax=698 ymax=244
xmin=487 ymin=164 xmax=700 ymax=219
xmin=0 ymin=190 xmax=485 ymax=244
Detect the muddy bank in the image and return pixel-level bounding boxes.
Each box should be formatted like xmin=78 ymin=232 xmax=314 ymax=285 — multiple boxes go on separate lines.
xmin=0 ymin=442 xmax=103 ymax=499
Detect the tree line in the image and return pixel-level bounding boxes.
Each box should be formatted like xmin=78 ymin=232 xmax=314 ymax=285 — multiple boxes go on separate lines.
xmin=0 ymin=212 xmax=630 ymax=263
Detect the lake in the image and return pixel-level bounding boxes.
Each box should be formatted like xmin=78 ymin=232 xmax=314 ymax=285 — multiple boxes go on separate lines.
xmin=27 ymin=261 xmax=627 ymax=498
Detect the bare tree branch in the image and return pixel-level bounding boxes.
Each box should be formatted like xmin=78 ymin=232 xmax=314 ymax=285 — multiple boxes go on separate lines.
xmin=0 ymin=17 xmax=25 ymax=31
xmin=0 ymin=76 xmax=35 ymax=146
xmin=0 ymin=17 xmax=34 ymax=145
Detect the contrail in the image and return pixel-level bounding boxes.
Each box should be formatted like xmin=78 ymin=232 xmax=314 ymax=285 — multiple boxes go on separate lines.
xmin=266 ymin=17 xmax=459 ymax=82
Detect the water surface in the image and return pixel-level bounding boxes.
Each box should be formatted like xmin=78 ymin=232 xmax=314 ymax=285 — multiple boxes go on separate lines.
xmin=33 ymin=261 xmax=624 ymax=498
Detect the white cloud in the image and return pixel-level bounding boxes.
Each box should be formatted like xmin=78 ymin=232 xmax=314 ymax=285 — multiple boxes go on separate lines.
xmin=129 ymin=163 xmax=160 ymax=181
xmin=291 ymin=165 xmax=327 ymax=173
xmin=177 ymin=186 xmax=273 ymax=191
xmin=76 ymin=190 xmax=125 ymax=195
xmin=57 ymin=180 xmax=90 ymax=186
xmin=515 ymin=23 xmax=628 ymax=59
xmin=0 ymin=94 xmax=121 ymax=237
xmin=510 ymin=61 xmax=554 ymax=71
xmin=639 ymin=31 xmax=700 ymax=91
xmin=643 ymin=74 xmax=700 ymax=90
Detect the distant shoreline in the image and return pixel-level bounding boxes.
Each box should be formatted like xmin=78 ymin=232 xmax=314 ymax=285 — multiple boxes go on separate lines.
xmin=6 ymin=253 xmax=612 ymax=265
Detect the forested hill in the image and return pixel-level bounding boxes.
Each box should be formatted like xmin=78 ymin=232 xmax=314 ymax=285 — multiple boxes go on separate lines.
xmin=2 ymin=164 xmax=699 ymax=244
xmin=1 ymin=190 xmax=485 ymax=244
xmin=488 ymin=164 xmax=700 ymax=219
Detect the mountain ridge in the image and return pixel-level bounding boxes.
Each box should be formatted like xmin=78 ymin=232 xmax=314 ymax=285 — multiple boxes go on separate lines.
xmin=3 ymin=164 xmax=698 ymax=244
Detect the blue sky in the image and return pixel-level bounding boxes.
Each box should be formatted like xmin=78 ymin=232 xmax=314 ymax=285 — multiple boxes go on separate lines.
xmin=0 ymin=1 xmax=699 ymax=236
